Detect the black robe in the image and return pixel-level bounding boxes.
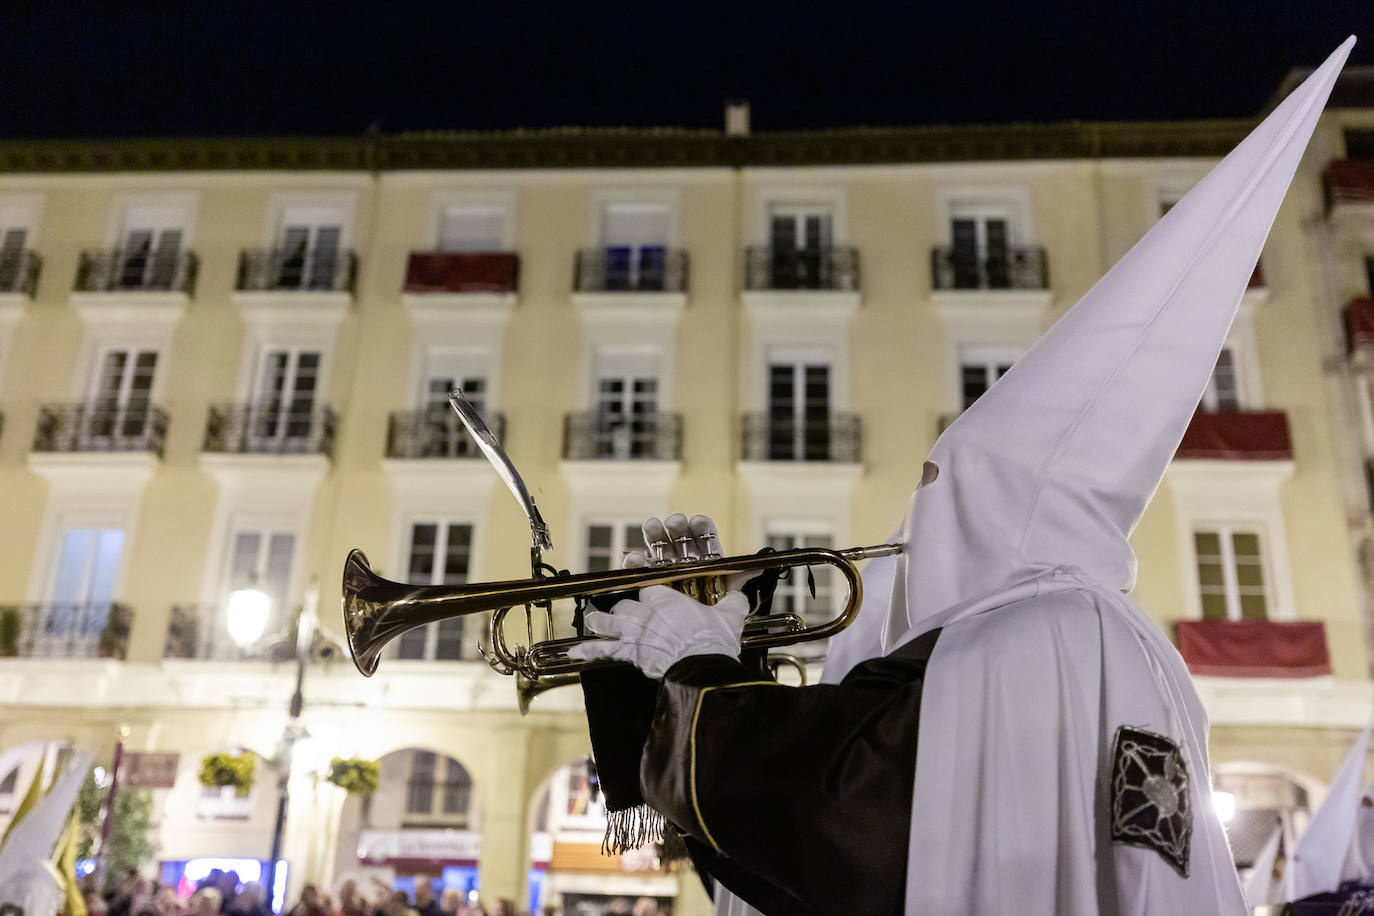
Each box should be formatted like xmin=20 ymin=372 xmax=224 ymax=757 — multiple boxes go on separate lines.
xmin=630 ymin=627 xmax=942 ymax=916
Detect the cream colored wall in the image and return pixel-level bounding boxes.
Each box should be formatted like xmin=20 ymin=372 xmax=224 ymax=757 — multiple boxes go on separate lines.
xmin=1 ymin=126 xmax=1373 ymax=904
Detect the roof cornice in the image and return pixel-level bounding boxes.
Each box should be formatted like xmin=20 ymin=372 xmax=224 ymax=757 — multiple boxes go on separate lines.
xmin=0 ymin=120 xmax=1258 ymax=174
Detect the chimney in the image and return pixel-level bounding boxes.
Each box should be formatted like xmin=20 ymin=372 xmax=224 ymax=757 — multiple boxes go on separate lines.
xmin=725 ymin=100 xmax=750 ymax=137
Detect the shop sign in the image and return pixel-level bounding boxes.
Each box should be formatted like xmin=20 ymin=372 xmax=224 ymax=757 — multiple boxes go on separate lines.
xmin=123 ymin=752 xmax=180 ymax=789
xmin=357 ymin=829 xmax=482 ymax=865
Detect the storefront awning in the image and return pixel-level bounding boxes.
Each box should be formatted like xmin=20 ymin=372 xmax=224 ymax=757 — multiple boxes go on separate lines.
xmin=357 ymin=829 xmax=481 ymax=868
xmin=1175 ymin=619 xmax=1331 ymax=678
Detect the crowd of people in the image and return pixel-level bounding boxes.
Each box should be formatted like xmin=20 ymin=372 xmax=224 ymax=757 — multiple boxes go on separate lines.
xmin=78 ymin=870 xmax=667 ymax=916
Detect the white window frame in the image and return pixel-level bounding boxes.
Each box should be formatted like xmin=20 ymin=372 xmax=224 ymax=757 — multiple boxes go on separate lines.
xmin=936 ymin=186 xmax=1031 ymax=247
xmin=957 ymin=344 xmax=1022 ymax=411
xmin=751 ymin=185 xmax=848 ymax=245
xmin=401 ymin=749 xmax=473 ymax=827
xmin=205 ymin=511 xmax=306 ymax=622
xmin=391 ymin=517 xmax=476 ymax=661
xmin=763 ymin=519 xmax=840 ymax=620
xmin=1201 ymin=345 xmax=1246 ymax=412
xmin=262 ymin=192 xmax=356 ymax=249
xmin=249 ymin=346 xmax=323 ymax=444
xmin=588 ymin=189 xmax=680 ymax=248
xmin=429 ymin=190 xmax=516 ymax=252
xmin=104 ymin=192 xmax=198 ymax=247
xmin=36 ymin=510 xmax=131 ymax=604
xmin=0 ymin=193 xmax=43 ymax=246
xmin=583 ymin=519 xmax=647 ymax=571
xmin=1191 ymin=524 xmax=1274 ymax=621
xmin=414 ymin=346 xmax=495 ymax=412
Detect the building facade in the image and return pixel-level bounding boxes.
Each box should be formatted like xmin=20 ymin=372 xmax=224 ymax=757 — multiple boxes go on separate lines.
xmin=2 ymin=74 xmax=1373 ymax=911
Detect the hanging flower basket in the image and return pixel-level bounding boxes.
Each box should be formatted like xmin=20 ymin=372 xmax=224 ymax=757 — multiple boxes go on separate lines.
xmin=199 ymin=752 xmax=255 ymax=796
xmin=326 ymin=757 xmax=380 ymax=796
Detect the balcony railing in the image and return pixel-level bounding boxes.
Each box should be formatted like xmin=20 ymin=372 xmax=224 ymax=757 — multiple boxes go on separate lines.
xmin=1324 ymin=159 xmax=1374 ymax=210
xmin=236 ymin=248 xmax=358 ymax=294
xmin=33 ymin=403 xmax=169 ymax=456
xmin=203 ymin=404 xmax=338 ymax=457
xmin=1174 ymin=619 xmax=1330 ymax=677
xmin=387 ymin=410 xmax=506 ymax=459
xmin=740 ymin=413 xmax=862 ymax=462
xmin=1175 ymin=410 xmax=1292 ymax=461
xmin=930 ymin=245 xmax=1049 ymax=291
xmin=163 ymin=604 xmax=251 ymax=661
xmin=562 ymin=411 xmax=683 ymax=460
xmin=75 ymin=248 xmax=198 ymax=294
xmin=573 ymin=247 xmax=689 ymax=293
xmin=0 ymin=603 xmax=131 ymax=660
xmin=404 ymin=251 xmax=519 ymax=294
xmin=744 ymin=246 xmax=860 ymax=291
xmin=0 ymin=250 xmax=41 ymax=296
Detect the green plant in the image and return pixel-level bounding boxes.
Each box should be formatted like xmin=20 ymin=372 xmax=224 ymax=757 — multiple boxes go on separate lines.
xmin=199 ymin=752 xmax=255 ymax=795
xmin=98 ymin=605 xmax=132 ymax=660
xmin=326 ymin=757 xmax=380 ymax=795
xmin=76 ymin=768 xmax=105 ymax=859
xmin=101 ymin=790 xmax=157 ymax=895
xmin=0 ymin=607 xmax=20 ymax=657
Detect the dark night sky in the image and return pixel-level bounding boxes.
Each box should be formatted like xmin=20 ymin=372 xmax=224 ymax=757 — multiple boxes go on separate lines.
xmin=2 ymin=2 xmax=1370 ymax=139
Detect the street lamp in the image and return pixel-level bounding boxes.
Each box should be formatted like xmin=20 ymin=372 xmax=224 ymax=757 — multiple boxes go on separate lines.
xmin=227 ymin=580 xmax=320 ymax=914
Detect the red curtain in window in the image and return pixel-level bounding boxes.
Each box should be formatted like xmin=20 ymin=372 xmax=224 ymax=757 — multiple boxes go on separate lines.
xmin=1175 ymin=619 xmax=1331 ymax=677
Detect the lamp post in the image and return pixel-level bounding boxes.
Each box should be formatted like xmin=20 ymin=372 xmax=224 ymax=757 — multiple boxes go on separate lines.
xmin=228 ymin=580 xmax=320 ymax=913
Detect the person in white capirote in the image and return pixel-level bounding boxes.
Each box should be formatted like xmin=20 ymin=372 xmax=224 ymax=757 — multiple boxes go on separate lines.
xmin=570 ymin=37 xmax=1357 ymax=916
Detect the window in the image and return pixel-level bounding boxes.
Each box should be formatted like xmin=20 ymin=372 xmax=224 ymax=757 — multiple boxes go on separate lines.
xmin=225 ymin=528 xmax=295 ymax=634
xmin=585 ymin=523 xmax=646 ymax=572
xmin=593 ymin=350 xmax=661 ymax=458
xmin=275 ymin=206 xmax=344 ymax=290
xmin=86 ymin=349 xmax=158 ymax=445
xmin=251 ymin=348 xmax=320 ymax=445
xmin=1201 ymin=348 xmax=1243 ymax=412
xmin=396 ymin=522 xmax=473 ymax=660
xmin=958 ymin=346 xmax=1019 ymax=412
xmin=404 ymin=751 xmax=471 ymax=827
xmin=948 ymin=202 xmax=1015 ymax=290
xmin=40 ymin=527 xmax=124 ymax=655
xmin=1194 ymin=527 xmax=1269 ymax=620
xmin=1364 ymin=255 xmax=1374 ymax=295
xmin=767 ymin=357 xmax=831 ymax=460
xmin=599 ymin=203 xmax=671 ymax=290
xmin=0 ymin=227 xmax=27 ymax=292
xmin=116 ymin=203 xmax=186 ymax=290
xmin=419 ymin=351 xmax=490 ymax=457
xmin=765 ymin=530 xmax=835 ymax=657
xmin=437 ymin=205 xmax=506 ymax=253
xmin=767 ymin=203 xmax=832 ymax=289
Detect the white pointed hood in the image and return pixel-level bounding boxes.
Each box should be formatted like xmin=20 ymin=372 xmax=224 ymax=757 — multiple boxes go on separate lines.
xmin=1284 ymin=728 xmax=1371 ymax=901
xmin=0 ymin=750 xmax=91 ymax=912
xmin=878 ymin=36 xmax=1354 ymax=653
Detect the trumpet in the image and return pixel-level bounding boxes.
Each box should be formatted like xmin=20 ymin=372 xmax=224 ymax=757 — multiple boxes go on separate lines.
xmin=341 ymin=389 xmax=902 ymax=680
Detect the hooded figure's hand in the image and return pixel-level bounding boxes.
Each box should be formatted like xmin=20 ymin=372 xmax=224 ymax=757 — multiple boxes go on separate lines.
xmin=566 ymin=512 xmax=750 ymax=677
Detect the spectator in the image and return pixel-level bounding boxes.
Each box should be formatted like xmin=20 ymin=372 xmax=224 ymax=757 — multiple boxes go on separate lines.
xmin=436 ymin=888 xmax=462 ymax=916
xmin=227 ymin=882 xmax=269 ymax=916
xmin=489 ymin=901 xmax=516 ymax=916
xmin=334 ymin=879 xmax=367 ymax=916
xmin=631 ymin=900 xmax=658 ymax=916
xmin=189 ymin=887 xmax=223 ymax=916
xmin=380 ymin=891 xmax=416 ymax=916
xmin=411 ymin=882 xmax=440 ymax=916
xmin=286 ymin=885 xmax=328 ymax=916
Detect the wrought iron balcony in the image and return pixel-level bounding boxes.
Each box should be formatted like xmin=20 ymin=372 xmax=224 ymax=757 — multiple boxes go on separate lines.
xmin=404 ymin=251 xmax=519 ymax=294
xmin=744 ymin=246 xmax=859 ymax=291
xmin=387 ymin=409 xmax=506 ymax=459
xmin=573 ymin=247 xmax=689 ymax=293
xmin=0 ymin=602 xmax=132 ymax=660
xmin=236 ymin=248 xmax=357 ymax=294
xmin=740 ymin=412 xmax=862 ymax=462
xmin=562 ymin=411 xmax=683 ymax=460
xmin=203 ymin=403 xmax=338 ymax=457
xmin=75 ymin=248 xmax=198 ymax=294
xmin=0 ymin=250 xmax=41 ymax=296
xmin=33 ymin=403 xmax=168 ymax=456
xmin=163 ymin=604 xmax=251 ymax=661
xmin=930 ymin=245 xmax=1049 ymax=291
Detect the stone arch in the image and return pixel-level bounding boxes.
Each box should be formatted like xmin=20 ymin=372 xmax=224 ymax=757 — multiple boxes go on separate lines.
xmin=1213 ymin=760 xmax=1316 ymax=878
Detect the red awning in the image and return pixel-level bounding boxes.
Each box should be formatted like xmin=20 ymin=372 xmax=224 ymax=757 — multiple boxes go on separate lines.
xmin=1348 ymin=297 xmax=1374 ymax=351
xmin=1175 ymin=619 xmax=1331 ymax=678
xmin=404 ymin=252 xmax=519 ymax=293
xmin=1326 ymin=159 xmax=1374 ymax=206
xmin=1175 ymin=410 xmax=1292 ymax=461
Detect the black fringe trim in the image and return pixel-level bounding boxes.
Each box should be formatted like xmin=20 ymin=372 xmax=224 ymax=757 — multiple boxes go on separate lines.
xmin=602 ymin=804 xmax=665 ymax=856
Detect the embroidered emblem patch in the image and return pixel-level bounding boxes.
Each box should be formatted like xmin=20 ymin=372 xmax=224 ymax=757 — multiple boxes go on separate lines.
xmin=1110 ymin=725 xmax=1193 ymax=877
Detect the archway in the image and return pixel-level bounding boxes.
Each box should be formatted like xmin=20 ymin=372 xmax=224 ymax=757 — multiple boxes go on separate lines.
xmin=524 ymin=757 xmax=678 ymax=916
xmin=332 ymin=747 xmax=480 ymax=911
xmin=1213 ymin=762 xmax=1315 ymax=893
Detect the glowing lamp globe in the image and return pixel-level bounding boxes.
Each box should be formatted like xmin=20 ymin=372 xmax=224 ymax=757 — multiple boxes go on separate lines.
xmin=1211 ymin=790 xmax=1236 ymax=824
xmin=227 ymin=587 xmax=272 ymax=648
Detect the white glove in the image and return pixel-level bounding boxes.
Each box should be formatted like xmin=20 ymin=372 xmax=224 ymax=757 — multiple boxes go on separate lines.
xmin=567 ymin=585 xmax=749 ymax=678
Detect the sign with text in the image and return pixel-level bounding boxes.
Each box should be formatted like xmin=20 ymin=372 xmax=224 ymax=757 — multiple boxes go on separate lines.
xmin=123 ymin=752 xmax=181 ymax=789
xmin=357 ymin=829 xmax=482 ymax=866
